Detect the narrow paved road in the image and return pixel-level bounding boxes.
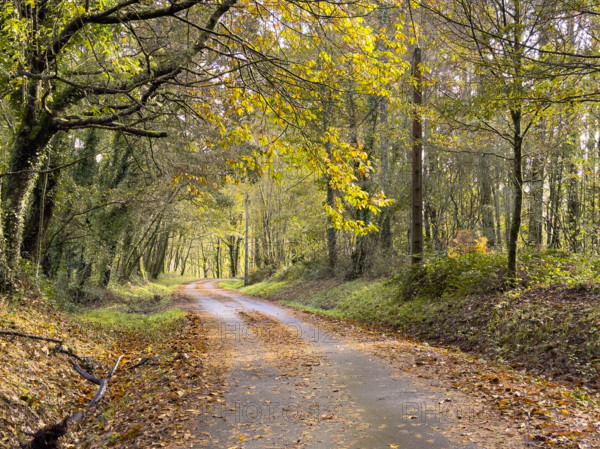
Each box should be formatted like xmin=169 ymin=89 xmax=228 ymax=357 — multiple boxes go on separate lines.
xmin=187 ymin=280 xmax=481 ymax=449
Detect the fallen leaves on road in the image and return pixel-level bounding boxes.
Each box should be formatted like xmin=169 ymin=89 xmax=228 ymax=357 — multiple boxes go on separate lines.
xmin=237 ymin=311 xmax=321 ymax=379
xmin=288 ymin=308 xmax=600 ymax=448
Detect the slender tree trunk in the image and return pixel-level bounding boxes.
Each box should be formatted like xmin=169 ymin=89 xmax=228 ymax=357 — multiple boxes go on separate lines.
xmin=547 ymin=150 xmax=563 ymax=249
xmin=21 ymin=152 xmax=60 ymax=263
xmin=566 ymin=149 xmax=581 ymax=252
xmin=410 ymin=47 xmax=424 ymax=265
xmin=492 ymin=185 xmax=502 ymax=249
xmin=326 ymin=181 xmax=338 ymax=270
xmin=244 ymin=192 xmax=249 ymax=284
xmin=378 ymin=84 xmax=392 ymax=251
xmin=217 ymin=244 xmax=222 ymax=278
xmin=348 ymin=89 xmax=369 ymax=278
xmin=322 ymin=94 xmax=338 ymax=271
xmin=479 ymin=153 xmax=496 ymax=248
xmin=508 ymin=108 xmax=524 ymax=279
xmin=180 ymin=240 xmax=193 ymax=276
xmin=99 ymin=243 xmax=117 ymax=288
xmin=528 ymin=132 xmax=545 ymax=247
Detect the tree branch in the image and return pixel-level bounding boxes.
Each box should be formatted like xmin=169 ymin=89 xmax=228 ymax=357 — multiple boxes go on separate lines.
xmin=0 ymin=330 xmax=62 ymax=344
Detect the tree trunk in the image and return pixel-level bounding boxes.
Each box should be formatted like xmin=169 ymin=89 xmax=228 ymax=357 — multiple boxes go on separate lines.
xmin=492 ymin=185 xmax=502 ymax=250
xmin=2 ymin=80 xmax=55 ymax=282
xmin=410 ymin=47 xmax=424 ymax=265
xmin=180 ymin=240 xmax=193 ymax=276
xmin=478 ymin=154 xmax=496 ymax=248
xmin=347 ymin=89 xmax=372 ymax=278
xmin=566 ymin=151 xmax=581 ymax=252
xmin=508 ymin=108 xmax=524 ymax=279
xmin=149 ymin=231 xmax=169 ymax=279
xmin=378 ymin=93 xmax=393 ymax=251
xmin=326 ymin=178 xmax=338 ymax=270
xmin=21 ymin=151 xmax=61 ymax=264
xmin=547 ymin=149 xmax=563 ymax=249
xmin=528 ymin=126 xmax=545 ymax=247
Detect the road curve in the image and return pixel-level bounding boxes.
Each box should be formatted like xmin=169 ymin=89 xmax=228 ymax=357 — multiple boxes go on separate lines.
xmin=187 ymin=279 xmax=479 ymax=449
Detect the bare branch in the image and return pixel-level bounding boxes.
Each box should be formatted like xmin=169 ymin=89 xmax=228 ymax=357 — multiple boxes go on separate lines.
xmin=0 ymin=329 xmax=62 ymax=344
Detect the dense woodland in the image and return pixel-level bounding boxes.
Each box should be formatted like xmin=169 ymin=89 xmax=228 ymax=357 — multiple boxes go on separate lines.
xmin=1 ymin=0 xmax=600 ymax=295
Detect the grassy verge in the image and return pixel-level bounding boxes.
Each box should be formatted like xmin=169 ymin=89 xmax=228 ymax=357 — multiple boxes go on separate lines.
xmin=79 ymin=307 xmax=187 ymax=336
xmin=101 ymin=273 xmax=197 ymax=312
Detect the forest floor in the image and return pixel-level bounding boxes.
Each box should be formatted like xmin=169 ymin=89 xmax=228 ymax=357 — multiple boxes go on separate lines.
xmin=0 ymin=276 xmax=225 ymax=449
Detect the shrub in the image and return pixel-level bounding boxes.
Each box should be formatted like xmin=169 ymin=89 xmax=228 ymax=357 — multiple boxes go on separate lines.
xmin=248 ymin=265 xmax=277 ymax=284
xmin=396 ymin=251 xmax=507 ymax=300
xmin=519 ymin=248 xmax=600 ymax=287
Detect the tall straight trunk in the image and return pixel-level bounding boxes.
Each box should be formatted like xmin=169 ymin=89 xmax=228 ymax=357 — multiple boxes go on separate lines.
xmin=508 ymin=108 xmax=524 ymax=279
xmin=410 ymin=47 xmax=424 ymax=265
xmin=180 ymin=240 xmax=194 ymax=276
xmin=566 ymin=151 xmax=581 ymax=252
xmin=424 ymin=205 xmax=432 ymax=250
xmin=492 ymin=185 xmax=502 ymax=250
xmin=227 ymin=235 xmax=241 ymax=277
xmin=479 ymin=153 xmax=496 ymax=248
xmin=547 ymin=150 xmax=563 ymax=248
xmin=378 ymin=75 xmax=392 ymax=251
xmin=326 ymin=180 xmax=338 ymax=269
xmin=150 ymin=231 xmax=170 ymax=280
xmin=528 ymin=129 xmax=545 ymax=247
xmin=214 ymin=242 xmax=222 ymax=278
xmin=348 ymin=89 xmax=368 ymax=278
xmin=528 ymin=162 xmax=544 ymax=247
xmin=253 ymin=237 xmax=261 ymax=268
xmin=21 ymin=152 xmax=60 ymax=263
xmin=322 ymin=93 xmax=338 ymax=270
xmin=199 ymin=241 xmax=209 ymax=278
xmin=99 ymin=243 xmax=117 ymax=288
xmin=426 ymin=202 xmax=441 ymax=252
xmin=244 ymin=192 xmax=250 ymax=285
xmin=594 ymin=122 xmax=600 ymax=252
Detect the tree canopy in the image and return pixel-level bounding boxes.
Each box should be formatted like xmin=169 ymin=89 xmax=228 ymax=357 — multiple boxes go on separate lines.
xmin=1 ymin=0 xmax=600 ymax=291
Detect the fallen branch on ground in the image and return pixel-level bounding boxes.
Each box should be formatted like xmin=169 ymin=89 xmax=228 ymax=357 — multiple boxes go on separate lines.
xmin=128 ymin=356 xmax=152 ymax=370
xmin=0 ymin=329 xmax=91 ymax=367
xmin=21 ymin=356 xmax=123 ymax=449
xmin=70 ymin=355 xmax=123 ymax=407
xmin=0 ymin=329 xmax=62 ymax=344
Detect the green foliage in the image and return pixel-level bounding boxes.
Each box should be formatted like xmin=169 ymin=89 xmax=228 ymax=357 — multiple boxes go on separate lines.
xmin=228 ymin=269 xmax=600 ymax=379
xmin=247 ymin=265 xmax=278 ymax=285
xmin=396 ymin=252 xmax=507 ymax=300
xmin=279 ymin=300 xmax=345 ymax=319
xmin=520 ymin=249 xmax=600 ymax=287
